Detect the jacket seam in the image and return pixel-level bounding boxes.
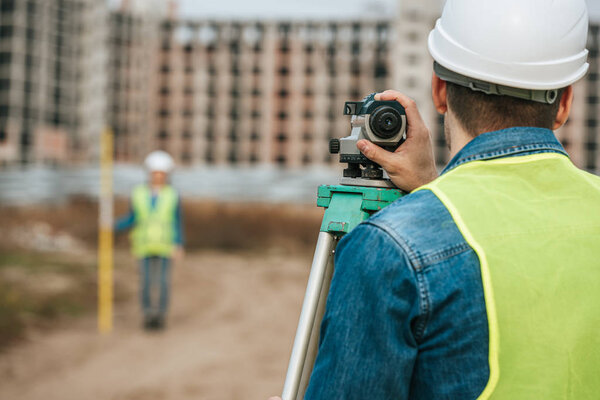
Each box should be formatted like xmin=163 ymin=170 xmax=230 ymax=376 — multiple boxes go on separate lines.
xmin=363 ymin=221 xmax=431 ymax=342
xmin=420 ymin=242 xmax=472 ymax=268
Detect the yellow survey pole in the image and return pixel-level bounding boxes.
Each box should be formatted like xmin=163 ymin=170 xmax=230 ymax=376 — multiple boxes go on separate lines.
xmin=98 ymin=127 xmax=114 ymax=334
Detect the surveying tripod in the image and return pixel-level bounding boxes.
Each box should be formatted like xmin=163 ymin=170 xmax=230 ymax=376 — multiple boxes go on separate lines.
xmin=281 ymin=182 xmax=403 ymax=400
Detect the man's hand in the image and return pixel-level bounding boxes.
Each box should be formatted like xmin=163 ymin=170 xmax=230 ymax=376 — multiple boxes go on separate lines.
xmin=267 ymin=397 xmax=282 ymax=400
xmin=357 ymin=90 xmax=438 ymax=192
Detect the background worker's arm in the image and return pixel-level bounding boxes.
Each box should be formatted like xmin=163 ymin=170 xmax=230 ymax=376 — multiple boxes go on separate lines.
xmin=358 ymin=90 xmax=438 ymax=192
xmin=173 ymin=198 xmax=184 ymax=246
xmin=114 ymin=201 xmax=135 ymax=232
xmin=173 ymin=197 xmax=185 ymax=260
xmin=304 ymin=223 xmax=421 ymax=400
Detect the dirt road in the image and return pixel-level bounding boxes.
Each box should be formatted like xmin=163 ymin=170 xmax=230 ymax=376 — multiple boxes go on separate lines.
xmin=0 ymin=250 xmax=312 ymax=400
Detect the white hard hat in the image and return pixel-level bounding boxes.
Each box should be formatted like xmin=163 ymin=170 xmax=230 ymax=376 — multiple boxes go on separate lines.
xmin=428 ymin=0 xmax=590 ymax=91
xmin=144 ymin=150 xmax=175 ymax=173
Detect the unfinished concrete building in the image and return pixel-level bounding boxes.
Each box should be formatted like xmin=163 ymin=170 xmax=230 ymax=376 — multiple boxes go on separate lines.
xmin=152 ymin=20 xmax=395 ymax=168
xmin=1 ymin=0 xmax=599 ymax=176
xmin=0 ymin=0 xmax=107 ymax=166
xmin=108 ymin=6 xmax=162 ymax=162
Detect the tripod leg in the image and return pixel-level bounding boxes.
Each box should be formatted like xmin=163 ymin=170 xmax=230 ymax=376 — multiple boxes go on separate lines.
xmin=282 ymin=232 xmax=336 ymax=400
xmin=295 ymin=251 xmax=334 ymax=400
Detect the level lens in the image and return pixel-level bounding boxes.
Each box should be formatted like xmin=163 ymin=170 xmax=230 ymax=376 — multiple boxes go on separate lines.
xmin=369 ymin=106 xmax=402 ymax=139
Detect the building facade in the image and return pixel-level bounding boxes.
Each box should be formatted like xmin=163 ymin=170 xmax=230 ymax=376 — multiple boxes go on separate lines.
xmin=0 ymin=0 xmax=107 ymax=166
xmin=149 ymin=19 xmax=395 ymax=168
xmin=1 ymin=0 xmax=599 ymax=176
xmin=122 ymin=0 xmax=600 ymax=175
xmin=108 ymin=7 xmax=160 ymax=162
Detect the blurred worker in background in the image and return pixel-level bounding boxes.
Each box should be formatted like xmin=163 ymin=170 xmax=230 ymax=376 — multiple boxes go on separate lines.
xmin=115 ymin=150 xmax=184 ymax=330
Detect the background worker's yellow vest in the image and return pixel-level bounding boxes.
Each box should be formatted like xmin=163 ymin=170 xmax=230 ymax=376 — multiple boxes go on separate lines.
xmin=420 ymin=153 xmax=600 ymax=399
xmin=131 ymin=184 xmax=178 ymax=258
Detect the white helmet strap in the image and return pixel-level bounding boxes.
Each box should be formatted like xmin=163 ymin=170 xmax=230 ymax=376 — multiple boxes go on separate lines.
xmin=434 ymin=62 xmax=560 ymax=105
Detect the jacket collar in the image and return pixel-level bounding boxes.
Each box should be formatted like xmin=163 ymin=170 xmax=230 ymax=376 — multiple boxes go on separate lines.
xmin=442 ymin=127 xmax=568 ymax=175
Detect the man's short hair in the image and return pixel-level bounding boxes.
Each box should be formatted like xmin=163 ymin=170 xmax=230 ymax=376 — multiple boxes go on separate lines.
xmin=446 ymin=82 xmax=564 ymax=137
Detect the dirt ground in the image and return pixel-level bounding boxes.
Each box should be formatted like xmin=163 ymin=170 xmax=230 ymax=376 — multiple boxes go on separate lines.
xmin=0 ymin=250 xmax=312 ymax=400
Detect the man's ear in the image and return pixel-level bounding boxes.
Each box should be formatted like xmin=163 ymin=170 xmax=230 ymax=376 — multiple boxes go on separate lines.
xmin=432 ymin=72 xmax=448 ymax=114
xmin=553 ymin=86 xmax=574 ymax=130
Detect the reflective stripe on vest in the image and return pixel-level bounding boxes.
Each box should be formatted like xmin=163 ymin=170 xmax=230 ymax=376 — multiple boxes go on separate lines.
xmin=131 ymin=184 xmax=177 ymax=257
xmin=419 ymin=153 xmax=600 ymax=399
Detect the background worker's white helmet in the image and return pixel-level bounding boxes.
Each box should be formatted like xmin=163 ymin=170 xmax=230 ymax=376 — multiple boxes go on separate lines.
xmin=144 ymin=150 xmax=175 ymax=173
xmin=428 ymin=0 xmax=590 ymax=91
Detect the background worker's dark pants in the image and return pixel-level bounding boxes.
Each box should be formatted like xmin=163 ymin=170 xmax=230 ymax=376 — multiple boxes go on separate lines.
xmin=139 ymin=256 xmax=171 ymax=319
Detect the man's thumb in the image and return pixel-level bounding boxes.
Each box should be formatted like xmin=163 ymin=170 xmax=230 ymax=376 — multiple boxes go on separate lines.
xmin=357 ymin=140 xmax=392 ymax=169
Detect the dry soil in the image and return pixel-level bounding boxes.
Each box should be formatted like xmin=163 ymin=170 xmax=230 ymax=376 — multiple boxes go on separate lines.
xmin=0 ymin=250 xmax=311 ymax=400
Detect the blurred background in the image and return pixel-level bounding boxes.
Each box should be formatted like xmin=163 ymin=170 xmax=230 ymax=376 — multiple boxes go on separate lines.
xmin=0 ymin=0 xmax=599 ymax=399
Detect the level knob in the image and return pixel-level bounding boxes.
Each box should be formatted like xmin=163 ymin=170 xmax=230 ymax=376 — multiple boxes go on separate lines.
xmin=329 ymin=139 xmax=340 ymax=154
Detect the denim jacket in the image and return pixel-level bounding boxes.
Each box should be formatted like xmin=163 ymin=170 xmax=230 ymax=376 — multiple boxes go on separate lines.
xmin=305 ymin=127 xmax=569 ymax=400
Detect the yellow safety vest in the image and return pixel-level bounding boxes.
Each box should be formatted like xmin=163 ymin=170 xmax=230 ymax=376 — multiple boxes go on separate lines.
xmin=131 ymin=184 xmax=178 ymax=257
xmin=420 ymin=153 xmax=600 ymax=399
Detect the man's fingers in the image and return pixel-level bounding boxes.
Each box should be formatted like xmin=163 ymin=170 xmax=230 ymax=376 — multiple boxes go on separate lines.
xmin=374 ymin=90 xmax=426 ymax=132
xmin=267 ymin=397 xmax=282 ymax=400
xmin=357 ymin=140 xmax=396 ymax=172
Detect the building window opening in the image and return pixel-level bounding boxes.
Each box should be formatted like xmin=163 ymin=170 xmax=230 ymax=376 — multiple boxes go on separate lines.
xmin=205 ymin=149 xmax=214 ymax=164
xmin=374 ymin=63 xmax=387 ymax=78
xmin=1 ymin=0 xmax=15 ymax=12
xmin=228 ymin=150 xmax=238 ymax=164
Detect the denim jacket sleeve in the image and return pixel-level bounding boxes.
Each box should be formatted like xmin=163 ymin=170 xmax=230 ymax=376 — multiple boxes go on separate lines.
xmin=305 ymin=223 xmax=422 ymax=400
xmin=304 ymin=188 xmax=490 ymax=399
xmin=173 ymin=198 xmax=184 ymax=246
xmin=114 ymin=201 xmax=136 ymax=232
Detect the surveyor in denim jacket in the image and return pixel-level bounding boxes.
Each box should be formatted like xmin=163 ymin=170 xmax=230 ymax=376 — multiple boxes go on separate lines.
xmin=271 ymin=1 xmax=600 ymax=399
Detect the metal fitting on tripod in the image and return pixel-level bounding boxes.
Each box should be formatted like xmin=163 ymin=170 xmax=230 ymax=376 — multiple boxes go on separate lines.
xmin=362 ymin=163 xmax=383 ymax=179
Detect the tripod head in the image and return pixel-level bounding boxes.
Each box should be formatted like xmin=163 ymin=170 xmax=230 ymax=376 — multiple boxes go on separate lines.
xmin=329 ymin=93 xmax=406 ymax=187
